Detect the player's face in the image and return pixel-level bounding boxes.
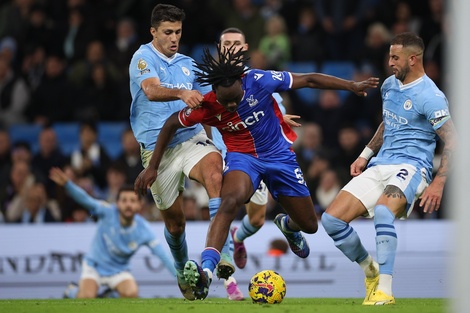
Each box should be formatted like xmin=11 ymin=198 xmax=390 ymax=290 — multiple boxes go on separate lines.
xmin=215 ymin=81 xmax=244 ymax=113
xmin=219 ymin=32 xmax=248 ymax=54
xmin=117 ymin=191 xmax=141 ymax=221
xmin=150 ymin=21 xmax=182 ymax=58
xmin=389 ymin=44 xmax=411 ymax=83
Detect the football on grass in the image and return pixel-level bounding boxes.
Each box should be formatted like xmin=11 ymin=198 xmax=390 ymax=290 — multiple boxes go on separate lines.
xmin=248 ymin=270 xmax=286 ymax=304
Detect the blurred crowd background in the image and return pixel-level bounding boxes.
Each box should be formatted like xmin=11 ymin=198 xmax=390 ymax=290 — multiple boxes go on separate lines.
xmin=0 ymin=0 xmax=447 ymax=224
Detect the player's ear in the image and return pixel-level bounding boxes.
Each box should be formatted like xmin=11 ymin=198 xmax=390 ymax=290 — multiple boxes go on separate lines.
xmin=150 ymin=27 xmax=157 ymax=37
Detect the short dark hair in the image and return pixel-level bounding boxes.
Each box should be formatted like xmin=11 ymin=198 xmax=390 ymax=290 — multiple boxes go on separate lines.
xmin=150 ymin=4 xmax=185 ymax=28
xmin=220 ymin=27 xmax=245 ymax=37
xmin=195 ymin=45 xmax=249 ymax=88
xmin=390 ymin=32 xmax=424 ymax=53
xmin=117 ymin=185 xmax=141 ymax=200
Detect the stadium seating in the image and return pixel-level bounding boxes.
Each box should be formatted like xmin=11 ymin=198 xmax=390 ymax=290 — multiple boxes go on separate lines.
xmin=320 ymin=61 xmax=357 ymax=101
xmin=98 ymin=122 xmax=128 ymax=159
xmin=52 ymin=122 xmax=80 ymax=156
xmin=190 ymin=44 xmax=217 ymax=64
xmin=8 ymin=124 xmax=43 ymax=153
xmin=285 ymin=61 xmax=319 ymax=106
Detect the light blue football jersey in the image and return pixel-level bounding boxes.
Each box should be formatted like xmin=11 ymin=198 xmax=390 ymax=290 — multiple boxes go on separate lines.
xmin=368 ymin=74 xmax=451 ymax=181
xmin=129 ymin=42 xmax=211 ymax=151
xmin=64 ymin=181 xmax=176 ymax=277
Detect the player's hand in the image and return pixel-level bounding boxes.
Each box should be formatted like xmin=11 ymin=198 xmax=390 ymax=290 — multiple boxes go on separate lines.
xmin=283 ymin=114 xmax=301 ymax=127
xmin=352 ymin=77 xmax=379 ymax=97
xmin=418 ymin=181 xmax=444 ymax=214
xmin=134 ymin=167 xmax=158 ymax=197
xmin=49 ymin=167 xmax=69 ymax=186
xmin=180 ymin=90 xmax=203 ymax=108
xmin=350 ymin=157 xmax=368 ymax=177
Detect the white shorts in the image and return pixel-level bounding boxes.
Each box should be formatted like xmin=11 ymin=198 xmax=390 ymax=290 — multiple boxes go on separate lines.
xmin=141 ymin=130 xmax=220 ymax=210
xmin=342 ymin=163 xmax=428 ymax=218
xmin=250 ymin=180 xmax=268 ymax=205
xmin=80 ymin=261 xmax=135 ymax=289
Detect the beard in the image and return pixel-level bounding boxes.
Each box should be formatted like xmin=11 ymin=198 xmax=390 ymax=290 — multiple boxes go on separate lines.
xmin=396 ymin=63 xmax=410 ymax=82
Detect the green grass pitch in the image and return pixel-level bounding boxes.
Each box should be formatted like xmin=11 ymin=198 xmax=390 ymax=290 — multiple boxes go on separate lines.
xmin=0 ymin=298 xmax=447 ymax=313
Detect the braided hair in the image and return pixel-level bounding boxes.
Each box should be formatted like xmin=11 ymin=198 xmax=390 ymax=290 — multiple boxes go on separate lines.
xmin=195 ymin=44 xmax=250 ymax=88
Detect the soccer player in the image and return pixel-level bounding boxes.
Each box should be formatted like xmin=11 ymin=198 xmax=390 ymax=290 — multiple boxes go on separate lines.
xmin=49 ymin=167 xmax=176 ymax=299
xmin=321 ymin=32 xmax=457 ymax=305
xmin=134 ymin=46 xmax=379 ymax=299
xmin=128 ymin=4 xmax=232 ymax=300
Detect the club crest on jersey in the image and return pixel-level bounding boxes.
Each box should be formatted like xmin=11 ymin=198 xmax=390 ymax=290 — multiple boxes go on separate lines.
xmin=246 ymin=95 xmax=258 ymax=107
xmin=137 ymin=58 xmax=150 ymax=75
xmin=215 ymin=114 xmax=222 ymax=121
xmin=128 ymin=241 xmax=137 ymax=250
xmin=403 ymin=99 xmax=412 ymax=110
xmin=182 ymin=66 xmax=190 ymax=76
xmin=184 ymin=107 xmax=192 ymax=116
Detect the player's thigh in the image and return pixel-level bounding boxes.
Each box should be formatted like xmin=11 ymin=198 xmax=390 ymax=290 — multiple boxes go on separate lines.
xmin=377 ymin=164 xmax=428 ymax=218
xmin=245 ymin=201 xmax=266 ymax=227
xmin=221 ymin=170 xmax=255 ymax=211
xmin=114 ymin=277 xmax=138 ymax=298
xmin=249 ymin=180 xmax=268 ymax=206
xmin=277 ymin=195 xmax=317 ymax=234
xmin=340 ymin=166 xmax=385 ymax=219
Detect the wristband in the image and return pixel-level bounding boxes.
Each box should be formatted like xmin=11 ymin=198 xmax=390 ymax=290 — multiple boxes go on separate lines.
xmin=359 ymin=146 xmax=374 ymax=160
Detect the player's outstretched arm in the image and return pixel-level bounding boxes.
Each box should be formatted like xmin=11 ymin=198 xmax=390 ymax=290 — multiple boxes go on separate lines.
xmin=291 ymin=73 xmax=379 ymax=97
xmin=134 ymin=112 xmax=184 ymax=196
xmin=49 ymin=167 xmax=102 ymax=211
xmin=419 ymin=119 xmax=457 ymax=213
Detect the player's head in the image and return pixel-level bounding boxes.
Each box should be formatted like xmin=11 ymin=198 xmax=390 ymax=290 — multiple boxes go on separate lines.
xmin=195 ymin=45 xmax=249 ymax=112
xmin=116 ymin=185 xmax=142 ymax=222
xmin=219 ymin=27 xmax=248 ymax=54
xmin=388 ymin=32 xmax=424 ymax=82
xmin=150 ymin=4 xmax=185 ymax=57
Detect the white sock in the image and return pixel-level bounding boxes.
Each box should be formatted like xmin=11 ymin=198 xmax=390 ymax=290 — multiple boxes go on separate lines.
xmin=224 ymin=276 xmax=236 ymax=287
xmin=377 ymin=274 xmax=393 ymax=295
xmin=359 ymin=255 xmax=379 ymax=278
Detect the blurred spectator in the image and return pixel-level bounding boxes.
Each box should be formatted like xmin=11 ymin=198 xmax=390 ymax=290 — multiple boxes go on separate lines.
xmin=305 ymin=150 xmax=332 ymax=204
xmin=0 ymin=128 xmax=11 ymax=178
xmin=358 ymin=22 xmax=392 ymax=79
xmin=70 ymin=120 xmax=111 ymax=190
xmin=0 ymin=159 xmax=35 ymax=223
xmin=0 ymin=55 xmax=30 ymax=128
xmin=17 ymin=182 xmax=61 ymax=223
xmin=258 ymin=14 xmax=291 ymax=70
xmin=96 ymin=162 xmax=127 ymax=203
xmin=21 ymin=45 xmax=46 ymax=91
xmin=392 ymin=1 xmax=422 ymax=35
xmin=182 ymin=191 xmax=200 ymax=221
xmin=23 ymin=3 xmax=56 ymax=50
xmin=311 ymin=90 xmax=342 ymax=149
xmin=107 ymin=18 xmax=141 ymax=77
xmin=26 ymin=54 xmax=74 ymax=125
xmin=0 ymin=36 xmax=19 ymax=68
xmin=293 ymin=122 xmax=324 ymax=174
xmin=290 ymin=6 xmax=325 ymax=63
xmin=331 ymin=125 xmax=364 ymax=185
xmin=220 ymin=0 xmax=265 ymax=48
xmin=31 ymin=126 xmax=68 ymax=198
xmin=315 ymin=0 xmax=369 ymax=61
xmin=267 ymin=238 xmax=288 ymax=257
xmin=315 ymin=169 xmax=341 ymax=214
xmin=115 ymin=128 xmax=143 ymax=185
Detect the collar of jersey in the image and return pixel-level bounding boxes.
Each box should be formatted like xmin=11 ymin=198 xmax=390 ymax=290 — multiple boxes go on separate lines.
xmin=150 ymin=43 xmax=178 ymax=63
xmin=398 ymin=74 xmax=425 ymax=90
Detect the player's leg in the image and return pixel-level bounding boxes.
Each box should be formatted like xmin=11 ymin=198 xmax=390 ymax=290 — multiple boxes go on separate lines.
xmin=232 ymin=181 xmax=268 ymax=269
xmin=74 ymin=261 xmax=101 ymax=298
xmin=112 ymin=273 xmax=139 ymax=298
xmin=365 ymin=164 xmax=427 ymax=305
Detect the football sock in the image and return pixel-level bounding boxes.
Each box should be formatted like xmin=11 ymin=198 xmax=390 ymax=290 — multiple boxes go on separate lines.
xmin=164 ymin=227 xmax=188 ymax=271
xmin=374 ymin=204 xmax=397 ymax=294
xmin=67 ymin=285 xmax=78 ymax=298
xmin=377 ymin=274 xmax=393 ymax=296
xmin=236 ymin=215 xmax=261 ymax=242
xmin=209 ymin=197 xmax=233 ymax=258
xmin=201 ymin=247 xmax=220 ymax=273
xmin=321 ymin=213 xmax=369 ymax=263
xmin=283 ymin=215 xmax=300 ymax=232
xmin=359 ymin=255 xmax=379 ymax=278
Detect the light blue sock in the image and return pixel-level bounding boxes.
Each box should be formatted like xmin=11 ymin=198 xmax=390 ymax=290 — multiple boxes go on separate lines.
xmin=67 ymin=285 xmax=79 ymax=298
xmin=164 ymin=227 xmax=188 ymax=271
xmin=236 ymin=215 xmax=260 ymax=242
xmin=374 ymin=205 xmax=397 ymax=275
xmin=322 ymin=213 xmax=369 ymax=263
xmin=209 ymin=197 xmax=232 ymax=257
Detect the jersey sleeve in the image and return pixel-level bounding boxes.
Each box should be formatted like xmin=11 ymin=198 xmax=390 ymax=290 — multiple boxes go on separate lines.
xmin=251 ymin=69 xmax=292 ymax=94
xmin=423 ymin=92 xmax=451 ymax=130
xmin=64 ymin=181 xmax=111 ymax=217
xmin=129 ymin=48 xmax=159 ymax=88
xmin=178 ymin=106 xmax=207 ymax=127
